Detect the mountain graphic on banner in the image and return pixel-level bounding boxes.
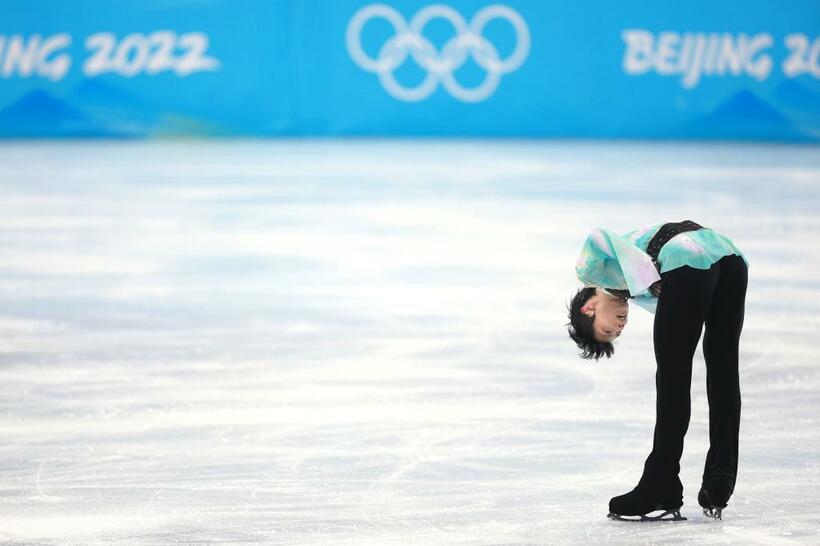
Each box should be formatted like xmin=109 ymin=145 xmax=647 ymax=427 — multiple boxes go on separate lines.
xmin=68 ymin=78 xmax=230 ymax=137
xmin=71 ymin=78 xmax=153 ymax=110
xmin=0 ymin=89 xmax=125 ymax=138
xmin=684 ymin=89 xmax=811 ymax=142
xmin=69 ymin=78 xmax=158 ymax=137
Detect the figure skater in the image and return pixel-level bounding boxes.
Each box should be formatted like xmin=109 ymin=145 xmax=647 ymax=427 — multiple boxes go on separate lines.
xmin=566 ymin=220 xmax=748 ymax=521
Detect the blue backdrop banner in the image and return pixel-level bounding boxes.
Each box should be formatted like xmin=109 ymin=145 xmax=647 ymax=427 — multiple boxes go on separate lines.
xmin=2 ymin=0 xmax=819 ymax=140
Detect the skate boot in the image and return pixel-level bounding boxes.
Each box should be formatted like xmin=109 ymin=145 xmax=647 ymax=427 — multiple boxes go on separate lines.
xmin=698 ymin=482 xmax=732 ymax=520
xmin=607 ymin=486 xmax=686 ymax=522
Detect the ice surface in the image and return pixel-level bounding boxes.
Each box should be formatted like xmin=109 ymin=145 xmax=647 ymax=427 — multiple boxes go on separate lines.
xmin=0 ymin=140 xmax=818 ymax=544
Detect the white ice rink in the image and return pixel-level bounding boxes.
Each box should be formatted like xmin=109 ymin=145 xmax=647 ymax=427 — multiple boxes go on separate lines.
xmin=1 ymin=140 xmax=818 ymax=544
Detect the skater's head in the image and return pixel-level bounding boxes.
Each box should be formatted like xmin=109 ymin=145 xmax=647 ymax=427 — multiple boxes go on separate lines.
xmin=566 ymin=287 xmax=629 ymax=360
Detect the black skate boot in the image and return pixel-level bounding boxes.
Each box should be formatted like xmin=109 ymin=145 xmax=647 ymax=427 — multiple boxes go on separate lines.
xmin=607 ymin=486 xmax=686 ymax=522
xmin=698 ymin=480 xmax=732 ymax=520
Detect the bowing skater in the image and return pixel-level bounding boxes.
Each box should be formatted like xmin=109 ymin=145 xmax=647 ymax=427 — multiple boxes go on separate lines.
xmin=566 ymin=220 xmax=748 ymax=521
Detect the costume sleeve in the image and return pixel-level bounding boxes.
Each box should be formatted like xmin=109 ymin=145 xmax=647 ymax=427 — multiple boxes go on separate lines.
xmin=575 ymin=228 xmax=661 ymax=298
xmin=630 ymin=293 xmax=658 ymax=314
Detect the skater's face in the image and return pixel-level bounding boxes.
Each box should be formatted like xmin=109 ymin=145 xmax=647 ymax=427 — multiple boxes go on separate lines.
xmin=581 ymin=291 xmax=629 ymax=343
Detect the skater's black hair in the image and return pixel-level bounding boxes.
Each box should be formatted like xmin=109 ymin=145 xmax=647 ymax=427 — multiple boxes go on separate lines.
xmin=566 ymin=287 xmax=614 ymax=361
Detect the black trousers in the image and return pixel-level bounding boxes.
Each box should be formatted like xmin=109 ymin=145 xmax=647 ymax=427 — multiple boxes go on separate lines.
xmin=636 ymin=253 xmax=748 ymax=504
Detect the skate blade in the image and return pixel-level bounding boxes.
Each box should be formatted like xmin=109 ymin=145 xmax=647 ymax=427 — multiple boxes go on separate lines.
xmin=608 ymin=509 xmax=686 ymax=522
xmin=702 ymin=506 xmax=723 ymax=520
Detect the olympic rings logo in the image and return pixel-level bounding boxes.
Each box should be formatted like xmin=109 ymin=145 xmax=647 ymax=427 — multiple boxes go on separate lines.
xmin=346 ymin=4 xmax=530 ymax=103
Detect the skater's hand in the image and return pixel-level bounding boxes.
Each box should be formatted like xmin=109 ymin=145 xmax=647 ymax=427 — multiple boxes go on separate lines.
xmin=649 ymin=280 xmax=663 ymax=297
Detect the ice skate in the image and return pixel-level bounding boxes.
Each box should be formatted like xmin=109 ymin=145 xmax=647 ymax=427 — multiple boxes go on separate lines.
xmin=698 ymin=486 xmax=727 ymax=520
xmin=607 ymin=486 xmax=686 ymax=522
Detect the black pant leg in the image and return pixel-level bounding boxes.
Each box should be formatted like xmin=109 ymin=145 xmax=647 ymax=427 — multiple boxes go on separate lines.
xmin=637 ymin=262 xmax=720 ymax=503
xmin=701 ymin=254 xmax=748 ymax=498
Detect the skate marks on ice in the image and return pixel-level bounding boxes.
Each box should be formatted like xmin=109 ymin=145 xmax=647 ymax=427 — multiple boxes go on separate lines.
xmin=0 ymin=141 xmax=819 ymax=543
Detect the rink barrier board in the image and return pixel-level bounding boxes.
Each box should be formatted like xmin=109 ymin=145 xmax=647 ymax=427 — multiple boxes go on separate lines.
xmin=0 ymin=0 xmax=818 ymax=140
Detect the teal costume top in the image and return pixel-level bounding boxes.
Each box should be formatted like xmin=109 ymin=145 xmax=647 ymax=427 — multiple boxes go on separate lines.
xmin=575 ymin=223 xmax=748 ymax=314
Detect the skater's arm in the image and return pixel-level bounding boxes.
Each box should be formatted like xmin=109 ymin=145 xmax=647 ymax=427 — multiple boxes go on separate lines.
xmin=625 ymin=281 xmax=663 ymax=314
xmin=576 ymin=228 xmax=661 ymax=299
